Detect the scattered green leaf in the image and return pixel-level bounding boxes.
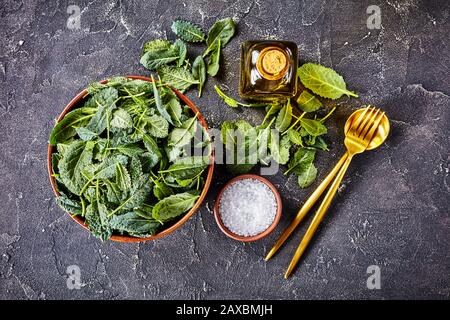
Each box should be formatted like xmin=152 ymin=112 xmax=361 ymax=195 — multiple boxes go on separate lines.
xmin=171 ymin=20 xmax=206 ymax=43
xmin=157 ymin=65 xmax=199 ymax=91
xmin=275 ymin=100 xmax=293 ymax=132
xmin=192 ymin=55 xmax=206 ymax=97
xmin=296 ymin=90 xmax=322 ymax=112
xmin=298 ymin=63 xmax=358 ymax=99
xmin=207 ymin=39 xmax=221 ymax=77
xmin=300 ymin=118 xmax=327 ymax=136
xmin=214 ymin=86 xmax=265 ymax=108
xmin=297 ymin=162 xmax=317 ymax=188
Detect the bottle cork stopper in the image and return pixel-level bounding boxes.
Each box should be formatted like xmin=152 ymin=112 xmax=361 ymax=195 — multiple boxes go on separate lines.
xmin=256 ymin=47 xmax=289 ymax=80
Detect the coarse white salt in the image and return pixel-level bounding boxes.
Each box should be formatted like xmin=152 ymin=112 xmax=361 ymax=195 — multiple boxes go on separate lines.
xmin=219 ymin=178 xmax=277 ymax=237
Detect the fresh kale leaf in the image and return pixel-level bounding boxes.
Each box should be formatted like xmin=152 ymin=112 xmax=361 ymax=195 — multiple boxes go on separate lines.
xmin=157 ymin=65 xmax=199 ymax=92
xmin=140 ymin=47 xmax=180 ymax=70
xmin=85 ymin=88 xmax=118 ymax=135
xmin=214 ymin=86 xmax=265 ymax=108
xmin=75 ymin=127 xmax=98 ymax=141
xmin=109 ymin=212 xmax=160 ymax=236
xmin=296 ymin=90 xmax=322 ymax=112
xmin=171 ymin=20 xmax=206 ymax=43
xmin=141 ymin=114 xmax=169 ymax=138
xmin=115 ymin=162 xmax=132 ymax=192
xmin=151 ymin=75 xmax=174 ymax=126
xmin=160 ymin=156 xmax=209 ymax=180
xmin=275 ymin=100 xmax=293 ymax=132
xmin=56 ymin=194 xmax=82 ymax=216
xmin=58 ymin=140 xmax=95 ymax=195
xmin=114 ymin=143 xmax=145 ymax=157
xmin=142 ymin=39 xmax=173 ymax=54
xmin=207 ymin=39 xmax=221 ymax=77
xmin=287 ymin=129 xmax=304 ymax=146
xmin=174 ymin=39 xmax=187 ymax=67
xmin=298 ymin=63 xmax=358 ymax=99
xmin=299 ymin=118 xmax=327 ymax=136
xmin=153 ymin=179 xmax=173 ymax=200
xmin=270 ymin=132 xmax=291 ymax=165
xmin=165 ymin=97 xmax=183 ymax=127
xmin=168 ymin=116 xmax=197 ymax=148
xmin=285 ymin=148 xmax=315 ymax=174
xmin=85 ymin=201 xmax=112 ymax=241
xmin=50 ymin=107 xmax=97 ymax=145
xmin=192 ymin=55 xmax=206 ymax=97
xmin=297 ymin=162 xmax=317 ymax=188
xmin=110 ymin=109 xmax=133 ymax=129
xmin=204 ymin=17 xmax=236 ymax=56
xmin=152 ymin=192 xmax=200 ymax=222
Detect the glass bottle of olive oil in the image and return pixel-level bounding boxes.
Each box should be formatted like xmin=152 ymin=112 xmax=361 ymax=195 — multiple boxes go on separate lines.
xmin=239 ymin=40 xmax=298 ymax=101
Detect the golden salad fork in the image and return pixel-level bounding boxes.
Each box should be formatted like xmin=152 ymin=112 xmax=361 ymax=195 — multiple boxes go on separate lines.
xmin=264 ymin=106 xmax=390 ymax=278
xmin=283 ymin=107 xmax=388 ymax=278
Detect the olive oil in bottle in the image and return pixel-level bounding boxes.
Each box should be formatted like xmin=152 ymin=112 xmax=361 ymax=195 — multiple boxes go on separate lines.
xmin=239 ymin=40 xmax=298 ymax=101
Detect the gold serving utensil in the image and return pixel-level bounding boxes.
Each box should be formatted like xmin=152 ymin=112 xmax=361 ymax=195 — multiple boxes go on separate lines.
xmin=265 ymin=107 xmax=390 ymax=263
xmin=264 ymin=153 xmax=349 ymax=261
xmin=282 ymin=107 xmax=390 ymax=278
xmin=264 ymin=106 xmax=390 ymax=278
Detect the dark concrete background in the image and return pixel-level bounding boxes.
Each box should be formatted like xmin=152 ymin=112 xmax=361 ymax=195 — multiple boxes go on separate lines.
xmin=0 ymin=0 xmax=449 ymax=300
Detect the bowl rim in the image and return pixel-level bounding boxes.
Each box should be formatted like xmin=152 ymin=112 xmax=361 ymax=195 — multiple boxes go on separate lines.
xmin=213 ymin=174 xmax=282 ymax=242
xmin=47 ymin=75 xmax=215 ymax=243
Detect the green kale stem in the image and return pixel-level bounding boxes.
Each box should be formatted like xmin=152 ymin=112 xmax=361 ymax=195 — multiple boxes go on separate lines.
xmin=320 ymin=106 xmax=336 ymax=123
xmin=125 ymin=87 xmax=149 ymax=131
xmin=261 ymin=111 xmax=271 ymax=126
xmin=121 ymin=91 xmax=146 ymax=99
xmin=263 ymin=116 xmax=276 ymax=129
xmin=80 ymin=196 xmax=86 ymax=217
xmin=196 ymin=175 xmax=201 ymax=191
xmin=282 ymin=112 xmax=307 ymax=135
xmin=96 ymin=179 xmax=100 ymax=203
xmin=150 ymin=171 xmax=160 ymax=180
xmin=105 ymin=109 xmax=111 ymax=153
xmin=284 ymin=165 xmax=296 ymax=176
xmin=79 ymin=176 xmax=96 ymax=198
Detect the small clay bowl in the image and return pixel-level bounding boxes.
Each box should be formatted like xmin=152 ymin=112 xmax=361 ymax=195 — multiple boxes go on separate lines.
xmin=214 ymin=174 xmax=282 ymax=242
xmin=47 ymin=76 xmax=214 ymax=243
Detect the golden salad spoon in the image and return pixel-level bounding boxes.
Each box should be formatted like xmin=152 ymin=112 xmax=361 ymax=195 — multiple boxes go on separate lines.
xmin=264 ymin=106 xmax=390 ymax=278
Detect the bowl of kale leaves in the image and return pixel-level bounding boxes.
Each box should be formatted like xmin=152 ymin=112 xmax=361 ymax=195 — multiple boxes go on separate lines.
xmin=48 ymin=76 xmax=214 ymax=242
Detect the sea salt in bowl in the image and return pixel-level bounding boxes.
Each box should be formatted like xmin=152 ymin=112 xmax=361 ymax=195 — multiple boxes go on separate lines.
xmin=214 ymin=174 xmax=282 ymax=242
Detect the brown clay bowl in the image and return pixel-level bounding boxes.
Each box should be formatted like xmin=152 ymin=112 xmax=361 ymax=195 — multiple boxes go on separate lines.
xmin=214 ymin=174 xmax=282 ymax=242
xmin=47 ymin=76 xmax=214 ymax=242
